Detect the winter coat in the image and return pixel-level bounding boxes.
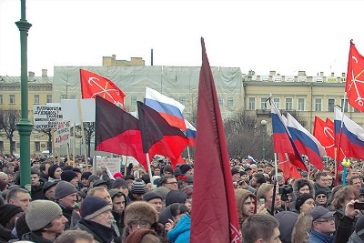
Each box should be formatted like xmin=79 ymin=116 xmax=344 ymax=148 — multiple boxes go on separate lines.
xmin=291 ymin=212 xmax=312 ymax=243
xmin=31 ymin=180 xmax=45 ymax=200
xmin=76 ymin=218 xmax=114 ymax=243
xmin=22 ymin=232 xmax=53 ymax=243
xmin=348 ymin=231 xmax=364 ymax=243
xmin=167 ymin=214 xmax=190 ymax=243
xmin=234 ymin=188 xmax=256 ymax=226
xmin=309 ymin=229 xmax=335 ymax=243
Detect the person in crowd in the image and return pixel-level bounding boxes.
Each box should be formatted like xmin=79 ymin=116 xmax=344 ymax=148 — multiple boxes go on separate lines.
xmin=23 ymin=200 xmax=68 ymax=242
xmin=109 ymin=189 xmax=127 ymax=236
xmin=235 ymin=188 xmax=258 ymax=228
xmin=275 ymin=211 xmax=298 ymax=243
xmin=331 ymin=186 xmax=360 ymax=231
xmin=124 ymin=175 xmax=135 ymax=189
xmin=241 ymin=214 xmax=281 ymax=243
xmin=180 ymin=185 xmax=193 ymax=211
xmin=256 ymin=183 xmax=282 ymax=215
xmin=153 ymin=175 xmax=178 ymax=204
xmin=48 ymin=164 xmax=63 ymax=182
xmin=290 ymin=178 xmax=315 ymax=211
xmin=334 ymin=199 xmax=360 ymax=243
xmin=125 ymin=228 xmax=160 ymax=243
xmin=349 ymin=175 xmax=363 ymax=189
xmin=122 ymin=201 xmax=161 ymax=242
xmin=43 ymin=181 xmax=58 ymax=201
xmin=0 ymin=204 xmax=24 ymax=242
xmin=6 ymin=187 xmax=31 ymax=212
xmin=314 ymin=172 xmax=332 ymax=197
xmin=166 ymin=190 xmax=187 ymax=207
xmin=295 ymin=194 xmax=315 ymax=214
xmin=87 ymin=174 xmax=99 ymax=189
xmin=54 ymin=180 xmax=79 ymax=229
xmin=165 ymin=203 xmax=190 ymax=243
xmin=144 ymin=191 xmax=163 ymax=214
xmin=80 ymin=171 xmax=92 ymax=189
xmin=315 ymin=189 xmax=329 ymax=207
xmin=76 ymin=196 xmax=116 ymax=243
xmin=30 ymin=168 xmax=45 ymax=200
xmin=231 ymin=167 xmax=241 ymax=182
xmin=61 ymin=170 xmax=80 ymax=188
xmin=112 ymin=178 xmax=130 ymax=204
xmin=291 ymin=212 xmax=312 ymax=243
xmin=39 ymin=162 xmax=51 ymax=182
xmin=128 ymin=179 xmax=147 ymax=202
xmin=179 ymin=164 xmax=193 ymax=177
xmin=308 ymin=206 xmax=336 ymax=243
xmin=162 ymin=164 xmax=174 ymax=176
xmin=250 ymin=173 xmax=267 ymax=191
xmin=54 ymin=229 xmax=94 ymax=243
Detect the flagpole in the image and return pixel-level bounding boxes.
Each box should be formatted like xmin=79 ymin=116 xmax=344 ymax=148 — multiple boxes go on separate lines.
xmin=146 ymin=153 xmax=153 ymax=183
xmin=66 ymin=143 xmax=71 ymax=166
xmin=77 ymin=97 xmax=89 ymax=168
xmin=271 ymin=153 xmax=278 ymax=215
xmin=72 ymin=123 xmax=76 ymax=164
xmin=187 ymin=146 xmax=191 ymax=161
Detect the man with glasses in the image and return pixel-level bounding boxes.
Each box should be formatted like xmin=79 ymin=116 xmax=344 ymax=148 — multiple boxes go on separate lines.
xmin=314 ymin=172 xmax=332 ymax=197
xmin=308 ymin=206 xmax=336 ymax=243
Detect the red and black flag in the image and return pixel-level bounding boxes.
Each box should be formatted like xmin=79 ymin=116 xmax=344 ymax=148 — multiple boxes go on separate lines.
xmin=137 ymin=101 xmax=188 ymax=167
xmin=95 ymin=96 xmax=147 ymax=168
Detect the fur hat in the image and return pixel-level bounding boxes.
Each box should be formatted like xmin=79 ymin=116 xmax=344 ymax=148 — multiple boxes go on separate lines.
xmin=26 ymin=200 xmax=62 ymax=231
xmin=124 ymin=201 xmax=158 ymax=226
xmin=131 ymin=179 xmax=147 ymax=194
xmin=55 ymin=180 xmax=78 ymax=199
xmin=179 ymin=164 xmax=192 ymax=175
xmin=295 ymin=194 xmax=314 ymax=211
xmin=0 ymin=204 xmax=23 ymax=226
xmin=125 ymin=229 xmax=160 ymax=243
xmin=81 ymin=196 xmax=112 ymax=220
xmin=60 ymin=170 xmax=78 ymax=182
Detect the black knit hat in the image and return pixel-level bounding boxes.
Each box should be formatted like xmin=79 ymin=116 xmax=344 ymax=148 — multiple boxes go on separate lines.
xmin=112 ymin=178 xmax=128 ymax=189
xmin=0 ymin=204 xmax=23 ymax=226
xmin=166 ymin=190 xmax=187 ymax=206
xmin=61 ymin=170 xmax=78 ymax=182
xmin=81 ymin=196 xmax=112 ymax=220
xmin=315 ymin=189 xmax=328 ymax=198
xmin=131 ymin=179 xmax=146 ymax=194
xmin=180 ymin=164 xmax=192 ymax=175
xmin=48 ymin=164 xmax=60 ymax=178
xmin=295 ymin=193 xmax=314 ymax=211
xmin=81 ymin=172 xmax=92 ymax=180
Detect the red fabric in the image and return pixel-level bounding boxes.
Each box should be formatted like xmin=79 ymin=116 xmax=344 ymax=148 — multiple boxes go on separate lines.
xmin=95 ymin=96 xmax=148 ymax=170
xmin=80 ymin=69 xmax=126 ymax=109
xmin=190 ymin=38 xmax=242 ymax=243
xmin=346 ymin=40 xmax=364 ymax=112
xmin=137 ymin=102 xmax=189 ymax=167
xmin=278 ymin=153 xmax=302 ymax=180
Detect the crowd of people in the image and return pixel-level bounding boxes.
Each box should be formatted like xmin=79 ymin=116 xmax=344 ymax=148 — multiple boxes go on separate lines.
xmin=0 ymin=153 xmax=364 ymax=243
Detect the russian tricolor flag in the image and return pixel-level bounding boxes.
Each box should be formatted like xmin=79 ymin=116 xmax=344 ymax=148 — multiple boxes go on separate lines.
xmin=334 ymin=106 xmax=364 ymax=159
xmin=144 ymin=87 xmax=186 ymax=130
xmin=185 ymin=119 xmax=196 ymax=146
xmin=286 ymin=113 xmax=325 ymax=170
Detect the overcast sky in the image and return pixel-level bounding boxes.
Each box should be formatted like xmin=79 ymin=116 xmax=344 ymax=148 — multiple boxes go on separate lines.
xmin=1 ymin=0 xmax=364 ymax=77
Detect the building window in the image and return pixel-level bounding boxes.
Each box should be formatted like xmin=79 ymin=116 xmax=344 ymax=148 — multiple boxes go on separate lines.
xmin=60 ymin=94 xmax=67 ymax=100
xmin=285 ymin=97 xmax=293 ymax=110
xmin=47 ymin=95 xmax=52 ymax=103
xmin=34 ymin=95 xmax=39 ymax=105
xmin=179 ymin=97 xmax=186 ymax=106
xmin=260 ymin=98 xmax=267 ymax=110
xmin=297 ymin=98 xmax=305 ymax=111
xmin=341 ymin=99 xmax=348 ymax=112
xmin=248 ymin=97 xmax=256 ymax=110
xmin=328 ymin=99 xmax=335 ymax=112
xmin=218 ymin=97 xmax=223 ymax=106
xmin=35 ymin=142 xmax=41 ymax=151
xmin=0 ymin=95 xmax=2 ymax=105
xmin=227 ymin=97 xmax=234 ymax=107
xmin=315 ymin=98 xmax=322 ymax=111
xmin=131 ymin=96 xmax=137 ymax=106
xmin=273 ymin=97 xmax=280 ymax=109
xmin=9 ymin=95 xmax=15 ymax=104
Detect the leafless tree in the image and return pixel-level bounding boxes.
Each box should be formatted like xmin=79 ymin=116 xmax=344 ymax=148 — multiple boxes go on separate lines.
xmin=0 ymin=110 xmax=20 ymax=155
xmin=84 ymin=122 xmax=95 ymax=157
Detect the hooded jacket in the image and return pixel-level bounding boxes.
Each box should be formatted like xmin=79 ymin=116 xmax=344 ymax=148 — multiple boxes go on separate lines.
xmin=234 ymin=188 xmax=257 ymax=226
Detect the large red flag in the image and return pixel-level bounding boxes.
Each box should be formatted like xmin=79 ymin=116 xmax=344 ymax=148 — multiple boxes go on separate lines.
xmin=94 ymin=96 xmax=148 ymax=169
xmin=190 ymin=38 xmax=241 ymax=243
xmin=346 ymin=40 xmax=364 ymax=112
xmin=137 ymin=101 xmax=189 ymax=167
xmin=80 ymin=69 xmax=126 ymax=109
xmin=313 ymin=116 xmax=335 ymax=159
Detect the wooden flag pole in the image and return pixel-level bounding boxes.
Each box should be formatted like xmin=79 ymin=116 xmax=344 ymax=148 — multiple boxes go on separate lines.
xmin=146 ymin=153 xmax=153 ymax=183
xmin=52 ymin=128 xmax=56 ymax=164
xmin=66 ymin=143 xmax=71 ymax=166
xmin=77 ymin=98 xmax=89 ymax=168
xmin=58 ymin=144 xmax=61 ymax=166
xmin=72 ymin=123 xmax=76 ymax=165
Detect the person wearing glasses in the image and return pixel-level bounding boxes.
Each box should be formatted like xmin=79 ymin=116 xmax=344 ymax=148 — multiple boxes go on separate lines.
xmin=308 ymin=206 xmax=336 ymax=243
xmin=315 ymin=190 xmax=329 ymax=207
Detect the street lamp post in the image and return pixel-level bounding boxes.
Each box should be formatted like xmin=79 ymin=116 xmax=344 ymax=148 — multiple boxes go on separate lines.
xmin=261 ymin=119 xmax=267 ymax=161
xmin=16 ymin=0 xmax=32 ymax=190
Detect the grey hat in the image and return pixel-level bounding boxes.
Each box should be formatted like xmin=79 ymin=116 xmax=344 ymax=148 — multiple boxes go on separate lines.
xmin=143 ymin=192 xmax=162 ymax=202
xmin=26 ymin=200 xmax=62 ymax=231
xmin=112 ymin=179 xmax=128 ymax=189
xmin=88 ymin=174 xmax=99 ymax=183
xmin=131 ymin=179 xmax=147 ymax=194
xmin=93 ymin=179 xmax=107 ymax=188
xmin=55 ymin=181 xmax=78 ymax=199
xmin=308 ymin=206 xmax=334 ymax=221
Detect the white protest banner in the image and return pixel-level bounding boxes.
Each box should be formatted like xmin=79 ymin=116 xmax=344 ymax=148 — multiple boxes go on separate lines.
xmin=54 ymin=120 xmax=71 ymax=148
xmin=33 ymin=104 xmax=63 ymax=129
xmin=95 ymin=157 xmax=121 ymax=176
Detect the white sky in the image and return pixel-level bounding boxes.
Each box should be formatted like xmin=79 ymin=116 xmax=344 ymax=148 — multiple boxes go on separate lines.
xmin=1 ymin=0 xmax=364 ymax=77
